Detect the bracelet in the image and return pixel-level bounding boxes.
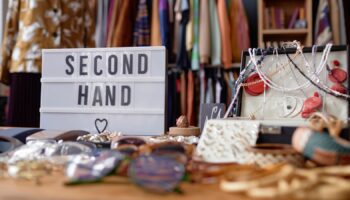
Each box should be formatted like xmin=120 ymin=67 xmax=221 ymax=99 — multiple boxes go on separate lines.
xmin=187 ymin=160 xmax=256 ymax=184
xmin=221 ymin=164 xmax=294 ymax=192
xmin=292 ymin=127 xmax=350 ymax=166
xmin=307 ymin=112 xmax=344 ymax=137
xmin=246 ymin=144 xmax=305 ymax=167
xmin=0 ymin=136 xmax=23 ymax=155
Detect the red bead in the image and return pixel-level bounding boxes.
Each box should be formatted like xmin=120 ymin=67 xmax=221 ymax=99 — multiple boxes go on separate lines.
xmin=333 ymin=60 xmax=340 ymax=67
xmin=331 ymin=83 xmax=347 ymax=94
xmin=302 ymin=92 xmax=322 ymax=118
xmin=244 ymin=73 xmax=268 ymax=96
xmin=328 ymin=68 xmax=347 ymax=83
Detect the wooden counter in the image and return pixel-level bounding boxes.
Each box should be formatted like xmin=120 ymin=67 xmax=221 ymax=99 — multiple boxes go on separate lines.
xmin=0 ymin=176 xmax=252 ymax=200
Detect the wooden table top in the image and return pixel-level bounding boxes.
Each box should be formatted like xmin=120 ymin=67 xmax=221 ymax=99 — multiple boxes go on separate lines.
xmin=0 ymin=176 xmax=253 ymax=200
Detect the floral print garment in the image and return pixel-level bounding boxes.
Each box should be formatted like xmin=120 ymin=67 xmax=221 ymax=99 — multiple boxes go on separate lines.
xmin=0 ymin=0 xmax=96 ymax=84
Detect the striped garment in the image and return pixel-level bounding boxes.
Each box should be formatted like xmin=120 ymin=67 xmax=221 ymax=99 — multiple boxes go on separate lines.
xmin=133 ymin=0 xmax=151 ymax=46
xmin=191 ymin=0 xmax=200 ymax=70
xmin=315 ymin=0 xmax=333 ymax=45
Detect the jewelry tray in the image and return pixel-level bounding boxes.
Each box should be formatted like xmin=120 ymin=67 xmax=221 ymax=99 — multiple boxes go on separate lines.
xmin=236 ymin=45 xmax=350 ymax=143
xmin=237 ymin=45 xmax=349 ymax=121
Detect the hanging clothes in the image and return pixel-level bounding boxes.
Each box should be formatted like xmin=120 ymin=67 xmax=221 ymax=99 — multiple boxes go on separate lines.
xmin=106 ymin=0 xmax=115 ymax=45
xmin=217 ymin=0 xmax=232 ymax=68
xmin=96 ymin=0 xmax=109 ymax=47
xmin=111 ymin=0 xmax=138 ymax=47
xmin=159 ymin=0 xmax=170 ymax=49
xmin=1 ymin=0 xmax=96 ymax=84
xmin=172 ymin=0 xmax=181 ymax=56
xmin=199 ymin=0 xmax=210 ymax=64
xmin=209 ymin=0 xmax=221 ymax=66
xmin=215 ymin=69 xmax=222 ymax=103
xmin=185 ymin=0 xmax=193 ymax=52
xmin=175 ymin=0 xmax=190 ymax=69
xmin=167 ymin=70 xmax=177 ymax=128
xmin=199 ymin=67 xmax=205 ymax=105
xmin=107 ymin=0 xmax=120 ymax=47
xmin=315 ymin=0 xmax=333 ymax=45
xmin=231 ymin=0 xmax=250 ymax=63
xmin=7 ymin=73 xmax=41 ymax=127
xmin=193 ymin=71 xmax=200 ymax=125
xmin=151 ymin=0 xmax=162 ymax=45
xmin=205 ymin=77 xmax=214 ymax=103
xmin=191 ymin=0 xmax=199 ymax=70
xmin=180 ymin=72 xmax=187 ymax=115
xmin=329 ymin=0 xmax=340 ymax=45
xmin=133 ymin=0 xmax=151 ymax=46
xmin=187 ymin=70 xmax=194 ymax=125
xmin=338 ymin=0 xmax=347 ymax=44
xmin=0 ymin=0 xmax=96 ymax=127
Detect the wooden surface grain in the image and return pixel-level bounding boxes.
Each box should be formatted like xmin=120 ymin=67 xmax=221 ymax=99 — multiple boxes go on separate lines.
xmin=0 ymin=176 xmax=252 ymax=200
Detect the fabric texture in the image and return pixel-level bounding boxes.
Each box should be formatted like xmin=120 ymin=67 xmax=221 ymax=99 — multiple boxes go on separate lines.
xmin=315 ymin=0 xmax=333 ymax=45
xmin=329 ymin=0 xmax=340 ymax=45
xmin=159 ymin=0 xmax=170 ymax=48
xmin=175 ymin=0 xmax=190 ymax=69
xmin=96 ymin=0 xmax=109 ymax=47
xmin=151 ymin=0 xmax=162 ymax=46
xmin=0 ymin=0 xmax=96 ymax=84
xmin=231 ymin=0 xmax=250 ymax=63
xmin=111 ymin=0 xmax=138 ymax=47
xmin=187 ymin=70 xmax=194 ymax=125
xmin=217 ymin=0 xmax=232 ymax=68
xmin=337 ymin=0 xmax=347 ymax=44
xmin=7 ymin=73 xmax=41 ymax=127
xmin=107 ymin=0 xmax=120 ymax=47
xmin=209 ymin=0 xmax=221 ymax=66
xmin=185 ymin=0 xmax=193 ymax=51
xmin=190 ymin=0 xmax=199 ymax=70
xmin=133 ymin=0 xmax=151 ymax=46
xmin=199 ymin=0 xmax=210 ymax=64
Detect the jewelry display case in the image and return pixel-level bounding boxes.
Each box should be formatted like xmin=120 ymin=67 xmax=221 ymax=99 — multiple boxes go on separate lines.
xmin=236 ymin=45 xmax=350 ymax=143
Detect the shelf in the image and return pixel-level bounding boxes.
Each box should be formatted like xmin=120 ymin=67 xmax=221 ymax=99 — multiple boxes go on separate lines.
xmin=262 ymin=29 xmax=309 ymax=35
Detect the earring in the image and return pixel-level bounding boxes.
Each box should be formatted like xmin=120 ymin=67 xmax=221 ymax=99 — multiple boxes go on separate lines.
xmin=244 ymin=73 xmax=269 ymax=96
xmin=278 ymin=96 xmax=297 ymax=118
xmin=301 ymin=92 xmax=322 ymax=118
xmin=327 ymin=60 xmax=348 ymax=94
xmin=288 ymin=97 xmax=304 ymax=118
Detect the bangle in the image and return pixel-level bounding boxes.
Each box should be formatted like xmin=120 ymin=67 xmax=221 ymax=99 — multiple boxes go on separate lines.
xmin=220 ymin=164 xmax=294 ymax=192
xmin=292 ymin=127 xmax=350 ymax=166
xmin=246 ymin=144 xmax=305 ymax=167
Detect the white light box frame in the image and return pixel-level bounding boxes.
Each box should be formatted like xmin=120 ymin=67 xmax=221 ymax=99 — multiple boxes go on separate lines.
xmin=40 ymin=46 xmax=166 ymax=135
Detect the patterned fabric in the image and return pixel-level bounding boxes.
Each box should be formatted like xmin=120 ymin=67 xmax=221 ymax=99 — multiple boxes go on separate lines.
xmin=315 ymin=0 xmax=333 ymax=45
xmin=111 ymin=0 xmax=138 ymax=47
xmin=217 ymin=0 xmax=232 ymax=68
xmin=159 ymin=0 xmax=170 ymax=48
xmin=0 ymin=0 xmax=96 ymax=84
xmin=191 ymin=0 xmax=199 ymax=70
xmin=151 ymin=0 xmax=162 ymax=46
xmin=209 ymin=0 xmax=221 ymax=66
xmin=95 ymin=0 xmax=109 ymax=47
xmin=231 ymin=0 xmax=250 ymax=63
xmin=133 ymin=0 xmax=151 ymax=46
xmin=175 ymin=0 xmax=190 ymax=69
xmin=199 ymin=0 xmax=210 ymax=64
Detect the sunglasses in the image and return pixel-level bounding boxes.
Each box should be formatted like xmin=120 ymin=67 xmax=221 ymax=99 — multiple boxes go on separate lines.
xmin=128 ymin=155 xmax=185 ymax=193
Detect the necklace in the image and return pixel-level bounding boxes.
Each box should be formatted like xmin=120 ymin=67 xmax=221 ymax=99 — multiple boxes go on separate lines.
xmin=284 ymin=44 xmax=350 ymax=100
xmin=224 ymin=48 xmax=301 ymax=118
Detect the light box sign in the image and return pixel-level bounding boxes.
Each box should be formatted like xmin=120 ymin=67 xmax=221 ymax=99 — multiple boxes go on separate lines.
xmin=40 ymin=46 xmax=166 ymax=135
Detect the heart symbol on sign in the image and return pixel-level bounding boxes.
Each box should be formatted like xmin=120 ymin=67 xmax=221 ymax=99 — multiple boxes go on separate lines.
xmin=95 ymin=118 xmax=108 ymax=133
